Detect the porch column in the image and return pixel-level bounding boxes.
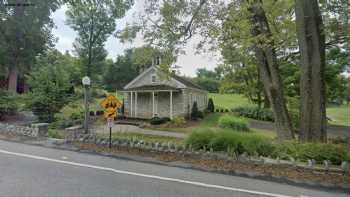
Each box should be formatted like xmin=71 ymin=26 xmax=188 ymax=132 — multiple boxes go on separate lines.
xmin=135 ymin=92 xmax=138 ymax=118
xmin=152 ymin=91 xmax=155 ymax=117
xmin=130 ymin=91 xmax=133 ymax=117
xmin=170 ymin=91 xmax=173 ymax=119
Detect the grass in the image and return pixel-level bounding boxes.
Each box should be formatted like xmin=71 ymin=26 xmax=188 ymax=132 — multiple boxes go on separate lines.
xmin=97 ymin=132 xmax=183 ymax=145
xmin=208 ymin=93 xmax=252 ymax=109
xmin=327 ymin=104 xmax=350 ymax=126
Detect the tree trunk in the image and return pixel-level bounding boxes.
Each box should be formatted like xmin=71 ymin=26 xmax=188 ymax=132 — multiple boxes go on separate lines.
xmin=7 ymin=66 xmax=18 ymax=92
xmin=247 ymin=1 xmax=294 ymax=140
xmin=295 ymin=0 xmax=327 ymax=142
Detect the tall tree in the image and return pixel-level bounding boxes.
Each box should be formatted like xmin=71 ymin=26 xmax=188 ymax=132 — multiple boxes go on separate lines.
xmin=0 ymin=0 xmax=61 ymax=92
xmin=66 ymin=0 xmax=133 ymax=79
xmin=295 ymin=0 xmax=327 ymax=142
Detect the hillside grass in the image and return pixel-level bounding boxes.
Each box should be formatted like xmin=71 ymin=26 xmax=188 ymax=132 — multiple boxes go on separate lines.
xmin=210 ymin=93 xmax=350 ymax=127
xmin=208 ymin=93 xmax=253 ymax=109
xmin=327 ymin=104 xmax=350 ymax=126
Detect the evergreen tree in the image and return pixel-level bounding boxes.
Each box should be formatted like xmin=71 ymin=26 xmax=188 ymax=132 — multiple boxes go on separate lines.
xmin=207 ymin=98 xmax=215 ymax=113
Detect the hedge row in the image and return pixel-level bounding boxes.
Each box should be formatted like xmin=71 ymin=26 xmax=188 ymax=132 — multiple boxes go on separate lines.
xmin=185 ymin=130 xmax=350 ymax=165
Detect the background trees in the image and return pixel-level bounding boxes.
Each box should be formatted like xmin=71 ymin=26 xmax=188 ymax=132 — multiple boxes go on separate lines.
xmin=0 ymin=0 xmax=61 ymax=92
xmin=65 ymin=0 xmax=134 ymax=81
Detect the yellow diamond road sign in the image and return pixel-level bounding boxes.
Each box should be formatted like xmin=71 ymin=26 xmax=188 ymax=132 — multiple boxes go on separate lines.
xmin=100 ymin=95 xmax=122 ymax=119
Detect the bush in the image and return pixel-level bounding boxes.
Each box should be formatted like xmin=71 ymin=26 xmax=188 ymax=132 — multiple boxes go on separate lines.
xmin=169 ymin=116 xmax=186 ymax=127
xmin=186 ymin=131 xmax=350 ymax=163
xmin=26 ymin=62 xmax=72 ymax=122
xmin=0 ymin=90 xmax=18 ymax=119
xmin=207 ymin=98 xmax=215 ymax=112
xmin=191 ymin=101 xmax=203 ymax=120
xmin=150 ymin=117 xmax=171 ymax=125
xmin=218 ymin=115 xmax=249 ymax=132
xmin=185 ymin=130 xmax=216 ymax=150
xmin=51 ymin=102 xmax=84 ymax=129
xmin=272 ymin=142 xmax=350 ymax=165
xmin=232 ymin=106 xmax=274 ymax=121
xmin=186 ymin=130 xmax=273 ymax=156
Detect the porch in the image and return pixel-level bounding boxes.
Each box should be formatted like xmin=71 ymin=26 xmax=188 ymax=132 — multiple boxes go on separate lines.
xmin=123 ymin=85 xmax=183 ymax=119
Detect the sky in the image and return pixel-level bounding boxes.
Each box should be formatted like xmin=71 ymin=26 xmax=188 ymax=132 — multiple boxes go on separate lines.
xmin=51 ymin=3 xmax=221 ymax=77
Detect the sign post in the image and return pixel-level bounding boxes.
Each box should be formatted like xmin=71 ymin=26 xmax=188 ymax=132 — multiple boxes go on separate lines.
xmin=100 ymin=95 xmax=122 ymax=149
xmin=82 ymin=76 xmax=91 ymax=134
xmin=107 ymin=117 xmax=113 ymax=149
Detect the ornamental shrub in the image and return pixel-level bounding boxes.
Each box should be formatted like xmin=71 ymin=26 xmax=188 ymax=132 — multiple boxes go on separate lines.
xmin=207 ymin=98 xmax=215 ymax=112
xmin=191 ymin=101 xmax=203 ymax=120
xmin=232 ymin=106 xmax=274 ymax=122
xmin=218 ymin=115 xmax=249 ymax=132
xmin=150 ymin=117 xmax=171 ymax=125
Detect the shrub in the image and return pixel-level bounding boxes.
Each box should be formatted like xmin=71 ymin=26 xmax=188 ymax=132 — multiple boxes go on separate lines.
xmin=272 ymin=142 xmax=350 ymax=165
xmin=232 ymin=106 xmax=274 ymax=121
xmin=191 ymin=101 xmax=202 ymax=120
xmin=169 ymin=116 xmax=186 ymax=127
xmin=185 ymin=130 xmax=215 ymax=150
xmin=51 ymin=102 xmax=84 ymax=129
xmin=207 ymin=98 xmax=215 ymax=112
xmin=26 ymin=63 xmax=72 ymax=122
xmin=186 ymin=130 xmax=273 ymax=156
xmin=0 ymin=90 xmax=18 ymax=119
xmin=186 ymin=131 xmax=350 ymax=163
xmin=150 ymin=117 xmax=171 ymax=125
xmin=218 ymin=115 xmax=249 ymax=132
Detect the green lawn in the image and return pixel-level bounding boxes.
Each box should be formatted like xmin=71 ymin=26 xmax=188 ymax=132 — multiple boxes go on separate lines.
xmin=327 ymin=104 xmax=350 ymax=126
xmin=208 ymin=93 xmax=253 ymax=109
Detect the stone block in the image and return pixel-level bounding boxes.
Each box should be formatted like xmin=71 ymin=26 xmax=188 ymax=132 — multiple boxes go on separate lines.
xmin=31 ymin=123 xmax=49 ymax=137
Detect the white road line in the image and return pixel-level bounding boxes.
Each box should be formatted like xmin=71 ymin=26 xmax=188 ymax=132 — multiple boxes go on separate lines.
xmin=0 ymin=149 xmax=293 ymax=197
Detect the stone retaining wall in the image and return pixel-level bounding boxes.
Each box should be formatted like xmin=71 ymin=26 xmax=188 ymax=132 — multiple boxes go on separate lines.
xmin=0 ymin=122 xmax=48 ymax=137
xmin=69 ymin=133 xmax=350 ymax=173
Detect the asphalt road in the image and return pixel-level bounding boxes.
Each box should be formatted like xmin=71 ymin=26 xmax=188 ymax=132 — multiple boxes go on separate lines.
xmin=0 ymin=140 xmax=348 ymax=197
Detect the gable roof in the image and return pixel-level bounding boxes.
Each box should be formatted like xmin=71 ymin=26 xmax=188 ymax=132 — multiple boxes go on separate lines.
xmin=123 ymin=66 xmax=206 ymax=91
xmin=171 ymin=74 xmax=204 ymax=90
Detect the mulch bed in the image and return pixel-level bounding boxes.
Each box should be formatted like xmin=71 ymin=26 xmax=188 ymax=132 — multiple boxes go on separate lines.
xmin=75 ymin=142 xmax=350 ymax=188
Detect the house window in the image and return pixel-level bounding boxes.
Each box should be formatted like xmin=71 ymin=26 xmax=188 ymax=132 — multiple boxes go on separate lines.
xmin=151 ymin=75 xmax=157 ymax=83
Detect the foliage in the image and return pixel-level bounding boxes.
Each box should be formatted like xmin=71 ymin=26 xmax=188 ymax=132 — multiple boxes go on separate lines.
xmin=185 ymin=131 xmax=350 ymax=164
xmin=207 ymin=98 xmax=215 ymax=113
xmin=191 ymin=101 xmax=203 ymax=120
xmin=0 ymin=0 xmax=61 ymax=82
xmin=51 ymin=101 xmax=84 ymax=129
xmin=66 ymin=0 xmax=134 ymax=80
xmin=218 ymin=115 xmax=249 ymax=132
xmin=26 ymin=53 xmax=73 ymax=122
xmin=193 ymin=78 xmax=220 ymax=93
xmin=185 ymin=130 xmax=273 ymax=156
xmin=0 ymin=90 xmax=19 ymax=119
xmin=232 ymin=106 xmax=274 ymax=122
xmin=150 ymin=117 xmax=171 ymax=125
xmin=272 ymin=142 xmax=350 ymax=165
xmin=48 ymin=129 xmax=64 ymax=139
xmin=168 ymin=117 xmax=186 ymax=127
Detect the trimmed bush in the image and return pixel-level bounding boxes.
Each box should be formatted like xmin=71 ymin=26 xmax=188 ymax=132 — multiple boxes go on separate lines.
xmin=207 ymin=98 xmax=215 ymax=112
xmin=272 ymin=142 xmax=350 ymax=165
xmin=218 ymin=115 xmax=249 ymax=132
xmin=186 ymin=131 xmax=350 ymax=163
xmin=186 ymin=130 xmax=272 ymax=156
xmin=150 ymin=117 xmax=171 ymax=125
xmin=232 ymin=106 xmax=274 ymax=121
